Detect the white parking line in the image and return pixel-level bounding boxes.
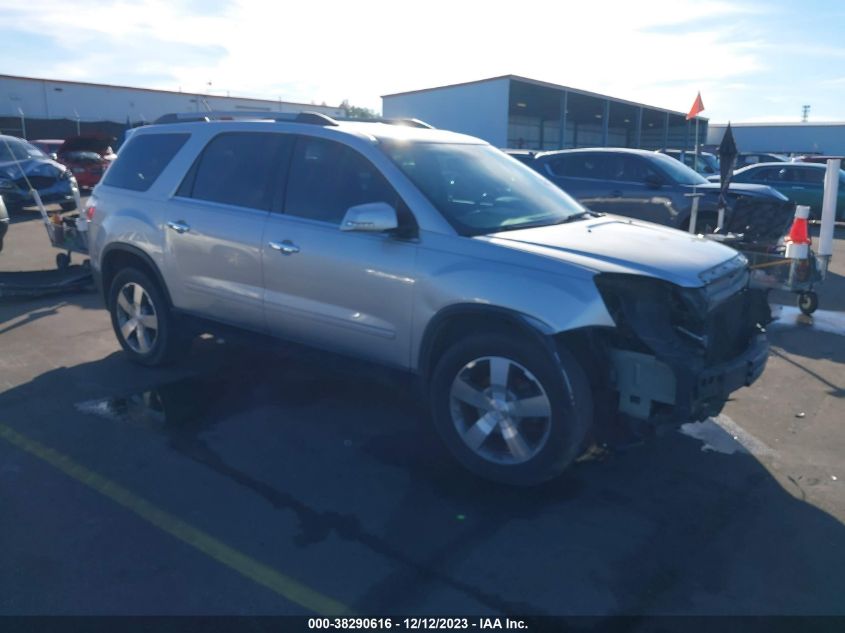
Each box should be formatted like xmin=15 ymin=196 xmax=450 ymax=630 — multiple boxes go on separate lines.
xmin=680 ymin=414 xmax=777 ymax=457
xmin=769 ymin=304 xmax=845 ymax=337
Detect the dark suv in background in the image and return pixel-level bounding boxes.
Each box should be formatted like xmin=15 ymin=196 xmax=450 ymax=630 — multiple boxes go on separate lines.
xmin=526 ymin=148 xmax=793 ymax=237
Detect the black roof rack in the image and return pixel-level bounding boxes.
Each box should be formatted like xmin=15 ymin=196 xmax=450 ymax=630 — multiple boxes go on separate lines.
xmin=152 ymin=111 xmax=339 ymax=126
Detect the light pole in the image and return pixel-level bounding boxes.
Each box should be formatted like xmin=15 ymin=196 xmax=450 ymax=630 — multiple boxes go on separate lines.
xmin=17 ymin=107 xmax=26 ymax=139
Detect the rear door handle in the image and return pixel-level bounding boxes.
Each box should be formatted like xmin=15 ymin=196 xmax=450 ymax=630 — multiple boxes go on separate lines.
xmin=268 ymin=240 xmax=300 ymax=255
xmin=167 ymin=220 xmax=190 ymax=234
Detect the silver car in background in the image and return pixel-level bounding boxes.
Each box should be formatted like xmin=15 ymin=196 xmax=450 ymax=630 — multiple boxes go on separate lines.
xmin=86 ymin=113 xmax=769 ymax=485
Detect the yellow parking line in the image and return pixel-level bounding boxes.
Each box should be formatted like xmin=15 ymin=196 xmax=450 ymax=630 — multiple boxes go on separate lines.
xmin=0 ymin=423 xmax=349 ymax=616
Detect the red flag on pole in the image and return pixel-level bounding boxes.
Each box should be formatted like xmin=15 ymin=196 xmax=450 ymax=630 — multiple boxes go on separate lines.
xmin=686 ymin=92 xmax=705 ymax=120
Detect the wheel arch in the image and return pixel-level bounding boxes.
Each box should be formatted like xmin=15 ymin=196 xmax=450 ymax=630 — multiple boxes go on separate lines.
xmin=417 ymin=304 xmax=559 ymax=389
xmin=100 ymin=243 xmax=173 ymax=308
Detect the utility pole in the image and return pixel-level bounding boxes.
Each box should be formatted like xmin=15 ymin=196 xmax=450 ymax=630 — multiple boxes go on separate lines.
xmin=802 ymin=105 xmax=810 ymax=123
xmin=17 ymin=107 xmax=26 ymax=139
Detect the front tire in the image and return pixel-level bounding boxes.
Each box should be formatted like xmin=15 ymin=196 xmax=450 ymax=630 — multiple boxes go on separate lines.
xmin=108 ymin=267 xmax=185 ymax=366
xmin=430 ymin=334 xmax=593 ymax=485
xmin=798 ymin=291 xmax=818 ymax=316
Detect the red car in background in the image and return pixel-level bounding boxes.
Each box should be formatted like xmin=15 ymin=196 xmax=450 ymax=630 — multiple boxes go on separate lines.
xmin=58 ymin=136 xmax=116 ymax=189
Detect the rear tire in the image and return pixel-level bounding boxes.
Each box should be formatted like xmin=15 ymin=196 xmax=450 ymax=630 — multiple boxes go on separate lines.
xmin=430 ymin=334 xmax=593 ymax=485
xmin=60 ymin=202 xmax=76 ymax=212
xmin=108 ymin=267 xmax=187 ymax=366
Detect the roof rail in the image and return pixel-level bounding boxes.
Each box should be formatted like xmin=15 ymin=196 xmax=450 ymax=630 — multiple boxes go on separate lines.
xmin=334 ymin=116 xmax=434 ymax=129
xmin=152 ymin=111 xmax=339 ymax=126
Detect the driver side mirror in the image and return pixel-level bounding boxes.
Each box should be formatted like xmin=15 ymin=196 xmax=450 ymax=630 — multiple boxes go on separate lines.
xmin=644 ymin=174 xmax=664 ymax=189
xmin=340 ymin=202 xmax=399 ymax=233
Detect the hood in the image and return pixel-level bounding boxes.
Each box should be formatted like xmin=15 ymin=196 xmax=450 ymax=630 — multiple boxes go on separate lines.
xmin=479 ymin=216 xmax=741 ymax=288
xmin=688 ymin=181 xmax=789 ymax=201
xmin=0 ymin=157 xmax=66 ymax=179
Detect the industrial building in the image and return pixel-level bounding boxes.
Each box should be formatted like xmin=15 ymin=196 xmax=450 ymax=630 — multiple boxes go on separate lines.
xmin=707 ymin=122 xmax=845 ymax=156
xmin=382 ymin=75 xmax=707 ymax=151
xmin=0 ymin=74 xmax=344 ymax=142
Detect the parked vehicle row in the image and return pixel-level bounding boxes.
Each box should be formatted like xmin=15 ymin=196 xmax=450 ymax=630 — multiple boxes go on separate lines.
xmin=0 ymin=135 xmax=78 ymax=213
xmin=32 ymin=136 xmax=116 ymax=190
xmin=508 ymin=147 xmax=793 ymax=239
xmin=88 ymin=113 xmax=771 ymax=485
xmin=708 ymin=162 xmax=845 ymax=220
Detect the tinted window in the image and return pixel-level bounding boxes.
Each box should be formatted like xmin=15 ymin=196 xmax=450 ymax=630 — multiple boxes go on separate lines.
xmin=102 ymin=133 xmax=188 ymax=192
xmin=185 ymin=132 xmax=292 ymax=210
xmin=748 ymin=167 xmax=779 ymax=182
xmin=793 ymin=168 xmax=825 ymax=185
xmin=609 ymin=155 xmax=660 ymax=182
xmin=285 ymin=137 xmax=398 ymax=224
xmin=547 ymin=153 xmax=608 ymax=179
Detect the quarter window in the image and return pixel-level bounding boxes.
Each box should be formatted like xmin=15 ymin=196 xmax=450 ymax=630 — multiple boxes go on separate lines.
xmin=182 ymin=132 xmax=292 ymax=210
xmin=284 ymin=137 xmax=399 ymax=224
xmin=102 ymin=133 xmax=189 ymax=192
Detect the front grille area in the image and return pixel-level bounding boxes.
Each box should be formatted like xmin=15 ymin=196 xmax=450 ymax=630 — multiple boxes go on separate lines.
xmin=15 ymin=176 xmax=57 ymax=190
xmin=705 ymin=290 xmax=753 ymax=364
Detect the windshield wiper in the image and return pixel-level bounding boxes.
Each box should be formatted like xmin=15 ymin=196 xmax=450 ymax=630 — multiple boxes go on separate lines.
xmin=478 ymin=210 xmax=600 ymax=235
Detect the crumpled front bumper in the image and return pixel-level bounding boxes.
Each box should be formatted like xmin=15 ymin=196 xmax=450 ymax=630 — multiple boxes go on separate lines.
xmin=611 ymin=332 xmax=768 ymax=423
xmin=685 ymin=332 xmax=768 ymax=419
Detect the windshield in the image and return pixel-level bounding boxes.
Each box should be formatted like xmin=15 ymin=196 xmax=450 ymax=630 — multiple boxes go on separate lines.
xmin=0 ymin=138 xmax=48 ymax=162
xmin=379 ymin=141 xmax=586 ymax=235
xmin=651 ymin=151 xmax=709 ymax=185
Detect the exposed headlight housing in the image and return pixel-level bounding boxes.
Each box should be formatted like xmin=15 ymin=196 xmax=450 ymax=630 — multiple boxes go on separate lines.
xmin=594 ymin=273 xmax=710 ymax=352
xmin=0 ymin=178 xmax=14 ymax=190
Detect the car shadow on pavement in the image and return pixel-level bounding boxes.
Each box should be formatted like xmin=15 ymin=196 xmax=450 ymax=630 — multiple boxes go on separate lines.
xmin=0 ymin=289 xmax=100 ymax=331
xmin=2 ymin=341 xmax=845 ymax=615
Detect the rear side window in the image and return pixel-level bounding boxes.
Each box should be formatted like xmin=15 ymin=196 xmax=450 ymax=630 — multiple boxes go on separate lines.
xmin=180 ymin=132 xmax=293 ymax=210
xmin=546 ymin=154 xmax=607 ymax=179
xmin=793 ymin=168 xmax=825 ymax=185
xmin=102 ymin=133 xmax=189 ymax=191
xmin=284 ymin=137 xmax=399 ymax=224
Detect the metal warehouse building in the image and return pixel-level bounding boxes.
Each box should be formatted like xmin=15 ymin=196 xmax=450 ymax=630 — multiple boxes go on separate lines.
xmin=0 ymin=74 xmax=344 ymax=141
xmin=382 ymin=75 xmax=707 ymax=151
xmin=707 ymin=122 xmax=845 ymax=156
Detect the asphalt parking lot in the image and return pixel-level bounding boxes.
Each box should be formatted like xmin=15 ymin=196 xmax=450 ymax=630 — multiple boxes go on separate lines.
xmin=2 ymin=202 xmax=845 ymax=616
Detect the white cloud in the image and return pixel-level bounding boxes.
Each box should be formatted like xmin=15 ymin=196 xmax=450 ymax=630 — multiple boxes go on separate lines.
xmin=0 ymin=0 xmax=787 ymax=115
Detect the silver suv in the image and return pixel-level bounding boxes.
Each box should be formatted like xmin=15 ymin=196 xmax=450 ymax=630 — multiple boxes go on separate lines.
xmin=87 ymin=112 xmax=769 ymax=485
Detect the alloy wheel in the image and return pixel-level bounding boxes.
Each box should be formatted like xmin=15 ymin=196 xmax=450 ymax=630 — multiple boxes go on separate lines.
xmin=449 ymin=356 xmax=552 ymax=465
xmin=115 ymin=282 xmax=159 ymax=354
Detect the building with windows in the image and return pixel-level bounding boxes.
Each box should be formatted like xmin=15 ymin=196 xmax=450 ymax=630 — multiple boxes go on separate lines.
xmin=382 ymin=75 xmax=706 ymax=151
xmin=0 ymin=74 xmax=344 ymax=142
xmin=706 ymin=122 xmax=845 ymax=156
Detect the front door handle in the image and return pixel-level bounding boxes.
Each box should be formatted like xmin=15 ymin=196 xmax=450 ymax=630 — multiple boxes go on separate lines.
xmin=167 ymin=220 xmax=190 ymax=234
xmin=268 ymin=240 xmax=300 ymax=255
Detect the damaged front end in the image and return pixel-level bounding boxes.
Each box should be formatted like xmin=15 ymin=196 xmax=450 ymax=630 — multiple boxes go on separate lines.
xmin=592 ymin=254 xmax=770 ymax=423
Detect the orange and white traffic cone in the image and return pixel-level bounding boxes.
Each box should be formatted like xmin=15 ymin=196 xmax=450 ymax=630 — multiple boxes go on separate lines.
xmin=784 ymin=205 xmax=812 ymax=259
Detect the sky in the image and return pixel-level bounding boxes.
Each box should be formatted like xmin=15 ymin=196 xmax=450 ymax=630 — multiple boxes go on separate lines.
xmin=1 ymin=0 xmax=844 ymax=123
